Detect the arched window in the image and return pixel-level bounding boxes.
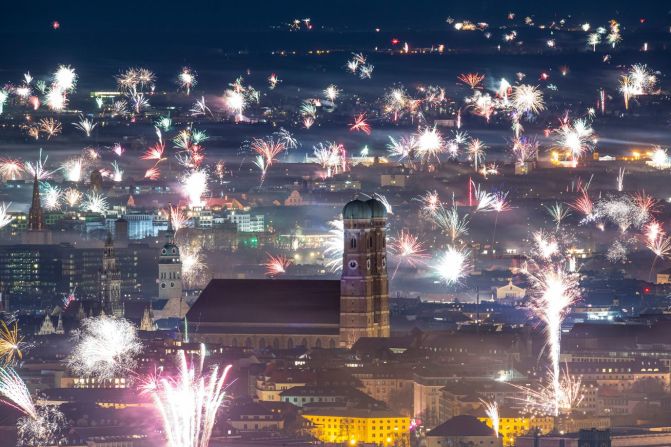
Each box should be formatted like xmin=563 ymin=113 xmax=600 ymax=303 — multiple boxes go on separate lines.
xmin=232 ymin=338 xmax=238 ymax=347
xmin=301 ymin=338 xmax=308 ymax=347
xmin=259 ymin=338 xmax=266 ymax=349
xmin=368 ymin=237 xmax=373 ymax=248
xmin=245 ymin=337 xmax=252 ymax=348
xmin=273 ymin=338 xmax=280 ymax=350
xmin=329 ymin=339 xmax=336 ymax=349
xmin=287 ymin=338 xmax=294 ymax=349
xmin=350 ymin=238 xmax=357 ymax=249
xmin=315 ymin=338 xmax=322 ymax=349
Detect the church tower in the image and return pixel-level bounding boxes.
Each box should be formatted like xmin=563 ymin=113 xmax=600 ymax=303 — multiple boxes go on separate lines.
xmin=158 ymin=207 xmax=184 ymax=314
xmin=28 ymin=174 xmax=43 ymax=231
xmin=24 ymin=174 xmax=52 ymax=244
xmin=339 ymin=198 xmax=390 ymax=348
xmin=100 ymin=232 xmax=122 ymax=316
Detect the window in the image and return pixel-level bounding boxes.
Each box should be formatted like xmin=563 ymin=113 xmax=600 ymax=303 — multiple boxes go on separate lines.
xmin=350 ymin=238 xmax=357 ymax=249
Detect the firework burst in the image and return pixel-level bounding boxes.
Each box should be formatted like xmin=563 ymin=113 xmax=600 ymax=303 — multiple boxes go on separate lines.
xmin=142 ymin=349 xmax=232 ymax=447
xmin=178 ymin=67 xmax=197 ymax=95
xmin=0 ymin=322 xmax=24 ymax=366
xmin=264 ymin=253 xmax=292 ymax=277
xmin=433 ymin=245 xmax=472 ymax=285
xmin=458 ymin=73 xmax=485 ymax=89
xmin=67 ymin=315 xmax=142 ymax=380
xmin=389 ymin=230 xmax=429 ymax=279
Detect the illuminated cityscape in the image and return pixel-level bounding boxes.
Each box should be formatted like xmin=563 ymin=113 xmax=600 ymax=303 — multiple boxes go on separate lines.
xmin=1 ymin=1 xmax=671 ymax=446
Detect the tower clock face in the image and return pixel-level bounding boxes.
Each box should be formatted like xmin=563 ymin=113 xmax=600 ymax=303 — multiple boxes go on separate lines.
xmin=366 ymin=259 xmax=371 ymax=270
xmin=348 ymin=260 xmax=358 ymax=270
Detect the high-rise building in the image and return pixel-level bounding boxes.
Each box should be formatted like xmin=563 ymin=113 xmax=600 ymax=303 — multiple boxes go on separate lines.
xmin=100 ymin=233 xmax=122 ymax=316
xmin=339 ymin=198 xmax=390 ymax=347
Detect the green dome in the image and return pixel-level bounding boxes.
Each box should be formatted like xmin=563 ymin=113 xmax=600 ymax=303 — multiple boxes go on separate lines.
xmin=343 ymin=199 xmax=372 ymax=220
xmin=367 ymin=198 xmax=388 ymax=218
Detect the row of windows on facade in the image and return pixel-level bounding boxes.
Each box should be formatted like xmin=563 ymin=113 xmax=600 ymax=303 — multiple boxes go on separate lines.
xmin=159 ymin=272 xmax=180 ymax=280
xmin=349 ymin=237 xmax=386 ymax=250
xmin=229 ymin=337 xmax=338 ymax=349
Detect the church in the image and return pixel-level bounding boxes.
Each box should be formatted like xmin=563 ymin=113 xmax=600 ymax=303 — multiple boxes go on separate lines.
xmin=186 ymin=198 xmax=390 ymax=349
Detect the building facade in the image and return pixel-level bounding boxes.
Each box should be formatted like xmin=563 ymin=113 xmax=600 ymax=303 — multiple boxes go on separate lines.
xmin=186 ymin=198 xmax=391 ymax=349
xmin=99 ymin=233 xmax=122 ymax=316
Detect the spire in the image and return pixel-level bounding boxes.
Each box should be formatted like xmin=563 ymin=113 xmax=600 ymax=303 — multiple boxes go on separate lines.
xmin=166 ymin=203 xmax=175 ymax=244
xmin=28 ymin=174 xmax=43 ymax=231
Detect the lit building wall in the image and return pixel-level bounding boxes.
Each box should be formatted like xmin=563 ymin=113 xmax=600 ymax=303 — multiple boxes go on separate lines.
xmin=303 ymin=412 xmax=410 ymax=446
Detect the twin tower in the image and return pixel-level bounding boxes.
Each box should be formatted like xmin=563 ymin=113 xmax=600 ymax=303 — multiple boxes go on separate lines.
xmin=340 ymin=198 xmax=390 ymax=347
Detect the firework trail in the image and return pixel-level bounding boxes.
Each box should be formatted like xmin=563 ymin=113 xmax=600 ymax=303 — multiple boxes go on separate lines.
xmin=67 ymin=315 xmax=142 ymax=380
xmin=616 ymin=168 xmax=625 ymax=192
xmin=143 ymin=349 xmax=232 ymax=447
xmin=480 ymin=400 xmax=500 ymax=437
xmin=525 ymin=262 xmax=580 ymax=416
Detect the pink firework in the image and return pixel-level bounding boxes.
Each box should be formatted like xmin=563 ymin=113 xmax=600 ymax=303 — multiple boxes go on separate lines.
xmin=570 ymin=188 xmax=593 ymax=219
xmin=0 ymin=158 xmax=23 ymax=181
xmin=142 ymin=142 xmax=166 ymax=161
xmin=264 ymin=253 xmax=292 ymax=277
xmin=142 ymin=349 xmax=232 ymax=447
xmin=390 ymin=230 xmax=429 ymax=279
xmin=349 ymin=113 xmax=371 ymax=135
xmin=634 ymin=191 xmax=658 ymax=217
xmin=111 ymin=143 xmax=125 ymax=157
xmin=145 ymin=167 xmax=160 ymax=180
xmin=251 ymin=137 xmax=285 ymax=168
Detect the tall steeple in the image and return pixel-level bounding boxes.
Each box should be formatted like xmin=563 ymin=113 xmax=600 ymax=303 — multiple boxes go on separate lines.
xmin=28 ymin=174 xmax=43 ymax=231
xmin=100 ymin=232 xmax=122 ymax=317
xmin=158 ymin=204 xmax=184 ymax=316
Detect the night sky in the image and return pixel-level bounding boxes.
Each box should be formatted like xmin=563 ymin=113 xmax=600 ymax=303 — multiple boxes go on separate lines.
xmin=2 ymin=0 xmax=669 ymax=32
